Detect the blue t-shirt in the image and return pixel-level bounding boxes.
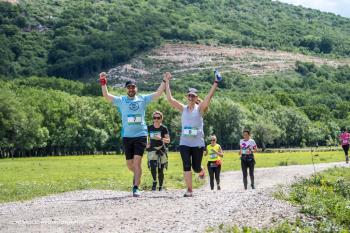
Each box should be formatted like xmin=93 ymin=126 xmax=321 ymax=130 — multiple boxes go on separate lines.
xmin=113 ymin=94 xmax=154 ymax=138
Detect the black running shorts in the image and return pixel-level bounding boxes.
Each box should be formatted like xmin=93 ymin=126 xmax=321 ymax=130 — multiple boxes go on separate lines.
xmin=123 ymin=137 xmax=147 ymax=160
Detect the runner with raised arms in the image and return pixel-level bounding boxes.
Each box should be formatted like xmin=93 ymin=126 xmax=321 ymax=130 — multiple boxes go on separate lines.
xmin=164 ymin=71 xmax=221 ymax=197
xmin=99 ymin=72 xmax=166 ymax=197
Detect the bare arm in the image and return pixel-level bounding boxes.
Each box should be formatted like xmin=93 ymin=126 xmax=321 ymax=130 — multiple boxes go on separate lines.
xmin=199 ymin=82 xmax=218 ymax=115
xmin=162 ymin=134 xmax=170 ymax=144
xmin=99 ymin=72 xmax=115 ymax=102
xmin=151 ymin=78 xmax=166 ymax=100
xmin=165 ymin=72 xmax=184 ymax=112
xmin=217 ymin=146 xmax=224 ymax=158
xmin=146 ymin=136 xmax=150 ymax=149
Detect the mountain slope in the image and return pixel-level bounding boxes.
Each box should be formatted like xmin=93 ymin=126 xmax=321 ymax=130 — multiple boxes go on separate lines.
xmin=1 ymin=0 xmax=350 ymax=80
xmin=107 ymin=42 xmax=350 ymax=88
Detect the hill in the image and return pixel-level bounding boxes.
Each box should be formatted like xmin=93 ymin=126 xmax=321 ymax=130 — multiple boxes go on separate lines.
xmin=106 ymin=42 xmax=350 ymax=88
xmin=1 ymin=0 xmax=350 ymax=80
xmin=1 ymin=0 xmax=350 ymax=157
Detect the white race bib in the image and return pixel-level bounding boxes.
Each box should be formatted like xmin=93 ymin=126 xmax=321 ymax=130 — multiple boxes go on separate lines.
xmin=210 ymin=154 xmax=217 ymax=159
xmin=127 ymin=114 xmax=142 ymax=125
xmin=183 ymin=127 xmax=198 ymax=137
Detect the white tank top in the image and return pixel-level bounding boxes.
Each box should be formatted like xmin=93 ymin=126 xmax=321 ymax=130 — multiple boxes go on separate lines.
xmin=180 ymin=104 xmax=205 ymax=147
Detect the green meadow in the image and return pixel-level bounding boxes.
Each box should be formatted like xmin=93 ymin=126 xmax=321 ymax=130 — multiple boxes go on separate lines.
xmin=0 ymin=150 xmax=345 ymax=203
xmin=208 ymin=166 xmax=350 ymax=232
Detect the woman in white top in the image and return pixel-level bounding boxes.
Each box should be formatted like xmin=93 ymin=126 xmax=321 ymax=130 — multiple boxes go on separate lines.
xmin=164 ymin=71 xmax=220 ymax=197
xmin=239 ymin=130 xmax=257 ymax=190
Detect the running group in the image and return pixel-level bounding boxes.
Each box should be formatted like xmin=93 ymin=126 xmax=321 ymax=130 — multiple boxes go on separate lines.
xmin=99 ymin=71 xmax=349 ymax=197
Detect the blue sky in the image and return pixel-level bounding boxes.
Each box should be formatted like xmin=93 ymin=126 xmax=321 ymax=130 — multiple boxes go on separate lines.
xmin=276 ymin=0 xmax=350 ymax=18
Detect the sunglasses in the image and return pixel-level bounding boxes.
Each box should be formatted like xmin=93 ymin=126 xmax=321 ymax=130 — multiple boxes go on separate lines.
xmin=187 ymin=94 xmax=197 ymax=98
xmin=153 ymin=116 xmax=161 ymax=120
xmin=127 ymin=86 xmax=136 ymax=90
xmin=211 ymin=139 xmax=216 ymax=141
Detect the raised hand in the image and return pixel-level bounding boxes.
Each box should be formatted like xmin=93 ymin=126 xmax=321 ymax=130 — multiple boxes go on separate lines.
xmin=214 ymin=69 xmax=222 ymax=82
xmin=99 ymin=72 xmax=107 ymax=86
xmin=163 ymin=72 xmax=172 ymax=82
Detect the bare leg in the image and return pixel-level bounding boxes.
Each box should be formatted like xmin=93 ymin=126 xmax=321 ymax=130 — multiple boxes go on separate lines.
xmin=184 ymin=171 xmax=192 ymax=192
xmin=133 ymin=155 xmax=142 ymax=186
xmin=126 ymin=159 xmax=134 ymax=172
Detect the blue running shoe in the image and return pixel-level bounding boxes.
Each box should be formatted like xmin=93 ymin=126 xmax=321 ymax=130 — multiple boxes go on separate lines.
xmin=132 ymin=187 xmax=141 ymax=197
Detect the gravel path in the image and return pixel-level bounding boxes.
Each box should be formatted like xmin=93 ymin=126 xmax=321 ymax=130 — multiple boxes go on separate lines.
xmin=0 ymin=162 xmax=348 ymax=233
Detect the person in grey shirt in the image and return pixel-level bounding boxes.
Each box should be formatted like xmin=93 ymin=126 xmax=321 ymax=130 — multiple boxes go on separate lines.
xmin=164 ymin=71 xmax=220 ymax=197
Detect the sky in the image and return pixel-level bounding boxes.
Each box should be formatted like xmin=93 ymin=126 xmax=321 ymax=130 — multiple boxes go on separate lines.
xmin=276 ymin=0 xmax=350 ymax=18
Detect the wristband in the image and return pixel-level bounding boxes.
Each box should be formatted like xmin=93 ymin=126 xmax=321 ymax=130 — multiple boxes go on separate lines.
xmin=100 ymin=78 xmax=107 ymax=86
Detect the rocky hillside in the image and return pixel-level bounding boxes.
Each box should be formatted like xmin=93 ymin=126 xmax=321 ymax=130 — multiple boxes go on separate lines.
xmin=107 ymin=43 xmax=350 ymax=87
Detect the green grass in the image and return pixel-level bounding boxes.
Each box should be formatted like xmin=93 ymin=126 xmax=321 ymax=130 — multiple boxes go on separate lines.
xmin=283 ymin=167 xmax=350 ymax=230
xmin=207 ymin=164 xmax=350 ymax=233
xmin=222 ymin=150 xmax=344 ymax=171
xmin=0 ymin=150 xmax=345 ymax=203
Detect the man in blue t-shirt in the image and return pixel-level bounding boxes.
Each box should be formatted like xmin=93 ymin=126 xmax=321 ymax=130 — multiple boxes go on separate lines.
xmin=99 ymin=72 xmax=168 ymax=197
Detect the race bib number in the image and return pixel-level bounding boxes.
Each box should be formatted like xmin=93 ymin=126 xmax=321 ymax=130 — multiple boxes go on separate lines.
xmin=343 ymin=140 xmax=349 ymax=144
xmin=210 ymin=154 xmax=217 ymax=159
xmin=183 ymin=127 xmax=198 ymax=137
xmin=127 ymin=114 xmax=142 ymax=125
xmin=150 ymin=131 xmax=161 ymax=139
xmin=242 ymin=148 xmax=247 ymax=155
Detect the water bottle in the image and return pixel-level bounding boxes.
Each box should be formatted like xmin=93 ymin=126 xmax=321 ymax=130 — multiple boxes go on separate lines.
xmin=214 ymin=69 xmax=222 ymax=82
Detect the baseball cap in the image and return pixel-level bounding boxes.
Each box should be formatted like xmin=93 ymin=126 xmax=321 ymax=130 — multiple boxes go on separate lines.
xmin=187 ymin=88 xmax=198 ymax=96
xmin=125 ymin=80 xmax=137 ymax=87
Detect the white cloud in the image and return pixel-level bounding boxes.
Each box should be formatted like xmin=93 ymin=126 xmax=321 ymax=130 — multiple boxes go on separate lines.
xmin=276 ymin=0 xmax=350 ymax=18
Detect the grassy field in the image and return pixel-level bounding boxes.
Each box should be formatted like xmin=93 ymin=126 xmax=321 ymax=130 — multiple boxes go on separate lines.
xmin=208 ymin=166 xmax=350 ymax=232
xmin=0 ymin=150 xmax=346 ymax=203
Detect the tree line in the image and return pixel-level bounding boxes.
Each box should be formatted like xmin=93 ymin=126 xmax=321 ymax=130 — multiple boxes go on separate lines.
xmin=1 ymin=62 xmax=349 ymax=158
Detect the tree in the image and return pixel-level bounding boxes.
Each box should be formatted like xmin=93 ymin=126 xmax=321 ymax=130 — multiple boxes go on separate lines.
xmin=204 ymin=99 xmax=246 ymax=149
xmin=319 ymin=37 xmax=333 ymax=54
xmin=252 ymin=117 xmax=281 ymax=151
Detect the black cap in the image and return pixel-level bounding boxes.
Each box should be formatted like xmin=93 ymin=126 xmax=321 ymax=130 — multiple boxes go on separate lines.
xmin=125 ymin=80 xmax=137 ymax=87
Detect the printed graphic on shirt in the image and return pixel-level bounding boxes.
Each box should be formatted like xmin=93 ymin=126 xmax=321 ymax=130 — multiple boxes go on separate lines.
xmin=149 ymin=131 xmax=161 ymax=139
xmin=340 ymin=133 xmax=350 ymax=145
xmin=129 ymin=102 xmax=139 ymax=111
xmin=240 ymin=139 xmax=257 ymax=155
xmin=209 ymin=148 xmax=217 ymax=159
xmin=112 ymin=94 xmax=154 ymax=138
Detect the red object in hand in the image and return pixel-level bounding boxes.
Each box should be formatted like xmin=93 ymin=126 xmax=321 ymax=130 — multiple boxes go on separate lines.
xmin=99 ymin=76 xmax=107 ymax=86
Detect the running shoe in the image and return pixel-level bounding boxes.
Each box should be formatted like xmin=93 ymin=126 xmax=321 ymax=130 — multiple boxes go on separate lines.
xmin=346 ymin=156 xmax=349 ymax=164
xmin=158 ymin=186 xmax=163 ymax=191
xmin=183 ymin=191 xmax=193 ymax=197
xmin=217 ymin=185 xmax=221 ymax=190
xmin=132 ymin=187 xmax=141 ymax=197
xmin=198 ymin=167 xmax=205 ymax=179
xmin=152 ymin=181 xmax=157 ymax=191
xmin=251 ymin=184 xmax=255 ymax=189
